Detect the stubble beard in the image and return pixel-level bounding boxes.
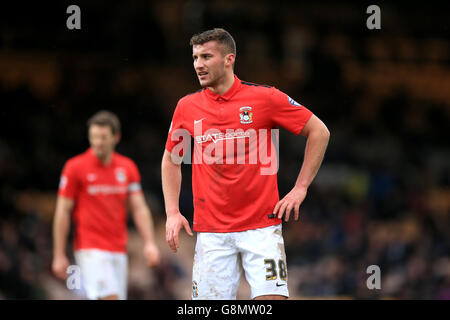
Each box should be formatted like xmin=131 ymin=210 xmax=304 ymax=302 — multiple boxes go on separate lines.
xmin=200 ymin=69 xmax=226 ymax=89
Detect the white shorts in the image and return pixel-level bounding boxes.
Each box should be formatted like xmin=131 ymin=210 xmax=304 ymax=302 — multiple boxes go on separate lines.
xmin=74 ymin=249 xmax=128 ymax=300
xmin=192 ymin=224 xmax=289 ymax=300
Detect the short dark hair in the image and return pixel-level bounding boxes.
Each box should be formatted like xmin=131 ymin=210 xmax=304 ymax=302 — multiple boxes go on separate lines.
xmin=87 ymin=110 xmax=121 ymax=135
xmin=190 ymin=28 xmax=236 ymax=56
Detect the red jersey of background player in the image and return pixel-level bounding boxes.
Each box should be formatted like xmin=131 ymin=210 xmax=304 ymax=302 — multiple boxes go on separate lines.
xmin=165 ymin=75 xmax=313 ymax=232
xmin=58 ymin=148 xmax=142 ymax=252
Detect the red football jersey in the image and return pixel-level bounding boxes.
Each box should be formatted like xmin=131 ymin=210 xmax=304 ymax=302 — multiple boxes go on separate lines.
xmin=165 ymin=75 xmax=313 ymax=232
xmin=58 ymin=148 xmax=143 ymax=252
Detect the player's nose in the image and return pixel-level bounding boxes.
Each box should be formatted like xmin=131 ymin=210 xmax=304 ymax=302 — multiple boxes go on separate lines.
xmin=194 ymin=59 xmax=205 ymax=70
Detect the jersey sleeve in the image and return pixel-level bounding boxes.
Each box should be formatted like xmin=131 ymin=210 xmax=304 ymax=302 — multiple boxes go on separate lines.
xmin=165 ymin=100 xmax=187 ymax=156
xmin=57 ymin=160 xmax=80 ymax=200
xmin=127 ymin=161 xmax=143 ymax=195
xmin=270 ymin=87 xmax=313 ymax=135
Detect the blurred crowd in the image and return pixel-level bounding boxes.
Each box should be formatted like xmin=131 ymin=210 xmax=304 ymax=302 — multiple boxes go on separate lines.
xmin=0 ymin=1 xmax=449 ymax=299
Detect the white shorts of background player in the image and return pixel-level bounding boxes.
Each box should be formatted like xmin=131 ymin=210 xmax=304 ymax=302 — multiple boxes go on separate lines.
xmin=74 ymin=249 xmax=128 ymax=300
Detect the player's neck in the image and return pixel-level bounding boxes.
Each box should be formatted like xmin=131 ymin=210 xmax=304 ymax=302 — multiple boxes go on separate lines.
xmin=98 ymin=152 xmax=113 ymax=166
xmin=208 ymin=72 xmax=235 ymax=96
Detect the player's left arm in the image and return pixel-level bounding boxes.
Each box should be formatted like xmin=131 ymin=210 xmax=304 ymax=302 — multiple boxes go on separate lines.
xmin=273 ymin=114 xmax=330 ymax=221
xmin=128 ymin=192 xmax=161 ymax=267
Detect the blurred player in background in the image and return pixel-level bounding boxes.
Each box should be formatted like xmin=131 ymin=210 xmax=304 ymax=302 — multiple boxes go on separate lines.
xmin=52 ymin=110 xmax=160 ymax=300
xmin=162 ymin=28 xmax=330 ymax=300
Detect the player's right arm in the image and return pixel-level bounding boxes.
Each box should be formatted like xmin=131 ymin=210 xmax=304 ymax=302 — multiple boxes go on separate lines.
xmin=52 ymin=160 xmax=79 ymax=279
xmin=161 ymin=149 xmax=193 ymax=253
xmin=52 ymin=195 xmax=74 ymax=279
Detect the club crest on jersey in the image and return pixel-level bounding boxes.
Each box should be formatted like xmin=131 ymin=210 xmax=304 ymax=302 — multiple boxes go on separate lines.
xmin=287 ymin=95 xmax=302 ymax=107
xmin=192 ymin=281 xmax=198 ymax=298
xmin=239 ymin=106 xmax=253 ymax=124
xmin=115 ymin=168 xmax=127 ymax=183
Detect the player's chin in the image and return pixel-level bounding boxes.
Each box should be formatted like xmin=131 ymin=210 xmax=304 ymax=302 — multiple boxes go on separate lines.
xmin=198 ymin=78 xmax=213 ymax=87
xmin=94 ymin=150 xmax=109 ymax=160
xmin=93 ymin=150 xmax=104 ymax=157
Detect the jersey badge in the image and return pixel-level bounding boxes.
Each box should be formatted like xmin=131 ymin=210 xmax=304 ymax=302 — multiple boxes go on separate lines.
xmin=115 ymin=168 xmax=127 ymax=183
xmin=239 ymin=106 xmax=253 ymax=124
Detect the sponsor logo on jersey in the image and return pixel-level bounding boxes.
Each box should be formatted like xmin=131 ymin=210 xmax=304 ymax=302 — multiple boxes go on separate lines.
xmin=195 ymin=130 xmax=252 ymax=144
xmin=171 ymin=127 xmax=279 ymax=174
xmin=287 ymin=95 xmax=302 ymax=107
xmin=194 ymin=118 xmax=206 ymax=124
xmin=239 ymin=106 xmax=253 ymax=124
xmin=87 ymin=185 xmax=128 ymax=195
xmin=86 ymin=173 xmax=97 ymax=181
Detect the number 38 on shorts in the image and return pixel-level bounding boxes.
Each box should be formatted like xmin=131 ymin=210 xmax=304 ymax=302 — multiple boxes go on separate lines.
xmin=264 ymin=259 xmax=287 ymax=281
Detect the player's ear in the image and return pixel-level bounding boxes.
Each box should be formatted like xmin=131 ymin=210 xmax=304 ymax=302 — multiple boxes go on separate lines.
xmin=225 ymin=53 xmax=235 ymax=68
xmin=114 ymin=133 xmax=121 ymax=144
